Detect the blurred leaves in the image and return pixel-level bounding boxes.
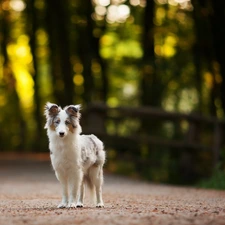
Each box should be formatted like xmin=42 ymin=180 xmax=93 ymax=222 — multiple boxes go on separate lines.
xmin=0 ymin=0 xmax=225 ymax=185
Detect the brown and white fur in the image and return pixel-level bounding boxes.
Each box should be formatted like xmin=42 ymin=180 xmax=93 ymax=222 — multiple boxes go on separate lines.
xmin=44 ymin=102 xmax=105 ymax=208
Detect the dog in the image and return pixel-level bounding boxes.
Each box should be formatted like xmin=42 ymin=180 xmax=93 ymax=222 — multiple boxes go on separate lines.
xmin=44 ymin=102 xmax=105 ymax=208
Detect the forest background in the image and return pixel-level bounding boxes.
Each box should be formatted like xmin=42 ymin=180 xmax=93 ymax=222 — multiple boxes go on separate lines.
xmin=1 ymin=0 xmax=225 ymax=185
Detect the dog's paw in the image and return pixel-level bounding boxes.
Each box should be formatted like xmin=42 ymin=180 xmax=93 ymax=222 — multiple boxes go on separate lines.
xmin=57 ymin=202 xmax=67 ymax=208
xmin=76 ymin=203 xmax=84 ymax=208
xmin=76 ymin=201 xmax=83 ymax=208
xmin=67 ymin=202 xmax=77 ymax=208
xmin=96 ymin=203 xmax=104 ymax=208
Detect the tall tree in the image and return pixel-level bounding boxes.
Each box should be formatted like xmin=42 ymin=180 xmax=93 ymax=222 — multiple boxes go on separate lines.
xmin=141 ymin=0 xmax=161 ymax=107
xmin=210 ymin=1 xmax=225 ymax=114
xmin=25 ymin=0 xmax=43 ymax=150
xmin=45 ymin=0 xmax=74 ymax=105
xmin=77 ymin=1 xmax=95 ymax=103
xmin=77 ymin=1 xmax=108 ymax=103
xmin=192 ymin=0 xmax=225 ymax=116
xmin=1 ymin=4 xmax=26 ymax=150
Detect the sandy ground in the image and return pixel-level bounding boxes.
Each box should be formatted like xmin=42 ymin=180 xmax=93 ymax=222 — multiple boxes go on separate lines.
xmin=1 ymin=159 xmax=225 ymax=225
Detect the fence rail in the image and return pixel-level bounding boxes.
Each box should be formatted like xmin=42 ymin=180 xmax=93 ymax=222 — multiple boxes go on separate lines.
xmin=82 ymin=103 xmax=225 ymax=168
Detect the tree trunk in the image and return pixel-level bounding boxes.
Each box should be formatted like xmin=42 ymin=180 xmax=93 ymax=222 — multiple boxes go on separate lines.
xmin=192 ymin=0 xmax=221 ymax=116
xmin=45 ymin=0 xmax=74 ymax=105
xmin=1 ymin=10 xmax=26 ymax=150
xmin=141 ymin=0 xmax=160 ymax=107
xmin=26 ymin=0 xmax=43 ymax=151
xmin=77 ymin=1 xmax=95 ymax=103
xmin=210 ymin=1 xmax=225 ymax=114
xmin=77 ymin=1 xmax=108 ymax=103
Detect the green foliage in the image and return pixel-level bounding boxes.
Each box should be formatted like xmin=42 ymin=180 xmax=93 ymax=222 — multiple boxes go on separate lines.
xmin=198 ymin=148 xmax=225 ymax=190
xmin=198 ymin=166 xmax=225 ymax=190
xmin=1 ymin=0 xmax=225 ymax=186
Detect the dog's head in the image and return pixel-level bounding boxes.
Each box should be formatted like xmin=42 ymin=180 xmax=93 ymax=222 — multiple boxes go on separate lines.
xmin=44 ymin=102 xmax=81 ymax=137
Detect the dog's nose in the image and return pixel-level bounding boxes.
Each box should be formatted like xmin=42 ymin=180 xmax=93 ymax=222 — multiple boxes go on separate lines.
xmin=59 ymin=132 xmax=65 ymax=137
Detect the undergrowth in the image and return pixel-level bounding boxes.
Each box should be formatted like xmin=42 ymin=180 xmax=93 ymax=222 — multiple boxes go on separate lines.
xmin=198 ymin=165 xmax=225 ymax=190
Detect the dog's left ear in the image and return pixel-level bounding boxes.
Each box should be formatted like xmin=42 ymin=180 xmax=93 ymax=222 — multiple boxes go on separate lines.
xmin=65 ymin=105 xmax=81 ymax=118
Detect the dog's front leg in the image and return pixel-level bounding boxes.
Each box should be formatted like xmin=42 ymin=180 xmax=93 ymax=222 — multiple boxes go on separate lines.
xmin=67 ymin=170 xmax=82 ymax=208
xmin=56 ymin=172 xmax=68 ymax=208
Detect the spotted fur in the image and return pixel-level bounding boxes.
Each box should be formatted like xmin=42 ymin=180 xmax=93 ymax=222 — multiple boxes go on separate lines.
xmin=44 ymin=102 xmax=105 ymax=208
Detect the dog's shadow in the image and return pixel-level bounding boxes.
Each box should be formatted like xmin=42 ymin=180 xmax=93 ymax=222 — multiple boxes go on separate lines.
xmin=27 ymin=206 xmax=105 ymax=211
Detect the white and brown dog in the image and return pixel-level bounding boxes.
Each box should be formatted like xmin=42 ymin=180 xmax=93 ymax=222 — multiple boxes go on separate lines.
xmin=44 ymin=102 xmax=105 ymax=208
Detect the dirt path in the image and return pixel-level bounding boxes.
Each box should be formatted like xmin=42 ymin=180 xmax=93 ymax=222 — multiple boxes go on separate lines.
xmin=1 ymin=159 xmax=225 ymax=225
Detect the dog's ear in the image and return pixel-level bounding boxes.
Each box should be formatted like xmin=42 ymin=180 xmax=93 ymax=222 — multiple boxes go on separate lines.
xmin=44 ymin=102 xmax=60 ymax=118
xmin=65 ymin=105 xmax=81 ymax=118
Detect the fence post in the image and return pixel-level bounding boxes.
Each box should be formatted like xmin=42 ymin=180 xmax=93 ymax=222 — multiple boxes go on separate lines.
xmin=212 ymin=122 xmax=223 ymax=168
xmin=84 ymin=103 xmax=106 ymax=134
xmin=186 ymin=120 xmax=198 ymax=146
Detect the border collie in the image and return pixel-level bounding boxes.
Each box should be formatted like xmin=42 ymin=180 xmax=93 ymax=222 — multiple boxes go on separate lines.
xmin=44 ymin=102 xmax=105 ymax=208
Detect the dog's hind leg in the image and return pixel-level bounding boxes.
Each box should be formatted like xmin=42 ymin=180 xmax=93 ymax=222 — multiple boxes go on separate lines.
xmin=76 ymin=180 xmax=85 ymax=207
xmin=89 ymin=165 xmax=104 ymax=208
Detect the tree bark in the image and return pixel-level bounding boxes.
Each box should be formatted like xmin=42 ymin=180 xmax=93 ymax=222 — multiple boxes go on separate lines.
xmin=210 ymin=1 xmax=225 ymax=114
xmin=141 ymin=0 xmax=160 ymax=107
xmin=45 ymin=0 xmax=74 ymax=105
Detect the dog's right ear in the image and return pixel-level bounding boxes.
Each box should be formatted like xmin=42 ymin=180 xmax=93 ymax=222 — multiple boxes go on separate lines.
xmin=44 ymin=102 xmax=60 ymax=118
xmin=65 ymin=105 xmax=81 ymax=118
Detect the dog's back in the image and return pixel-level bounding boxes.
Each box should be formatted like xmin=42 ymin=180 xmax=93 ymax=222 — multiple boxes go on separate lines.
xmin=80 ymin=134 xmax=105 ymax=172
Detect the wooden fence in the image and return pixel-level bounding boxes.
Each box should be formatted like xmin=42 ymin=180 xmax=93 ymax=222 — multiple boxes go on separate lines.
xmin=82 ymin=103 xmax=225 ymax=169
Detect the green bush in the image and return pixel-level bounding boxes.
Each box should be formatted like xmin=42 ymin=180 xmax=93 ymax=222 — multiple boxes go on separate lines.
xmin=198 ymin=166 xmax=225 ymax=190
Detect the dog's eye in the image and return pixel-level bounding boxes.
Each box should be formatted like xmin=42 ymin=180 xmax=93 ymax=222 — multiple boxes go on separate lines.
xmin=55 ymin=120 xmax=60 ymax=124
xmin=65 ymin=120 xmax=70 ymax=125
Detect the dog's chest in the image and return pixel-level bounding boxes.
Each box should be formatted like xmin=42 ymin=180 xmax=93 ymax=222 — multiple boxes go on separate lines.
xmin=50 ymin=141 xmax=81 ymax=172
